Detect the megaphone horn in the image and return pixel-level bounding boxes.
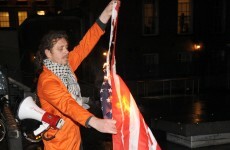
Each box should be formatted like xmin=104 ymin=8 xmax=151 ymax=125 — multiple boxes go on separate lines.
xmin=17 ymin=96 xmax=65 ymax=136
xmin=17 ymin=96 xmax=45 ymax=122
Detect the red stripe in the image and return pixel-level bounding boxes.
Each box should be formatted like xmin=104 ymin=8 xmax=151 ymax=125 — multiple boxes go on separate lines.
xmin=120 ymin=75 xmax=131 ymax=150
xmin=111 ymin=73 xmax=124 ymax=149
xmin=138 ymin=113 xmax=149 ymax=149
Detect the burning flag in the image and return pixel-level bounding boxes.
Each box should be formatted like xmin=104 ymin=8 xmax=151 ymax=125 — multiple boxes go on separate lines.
xmin=100 ymin=1 xmax=161 ymax=150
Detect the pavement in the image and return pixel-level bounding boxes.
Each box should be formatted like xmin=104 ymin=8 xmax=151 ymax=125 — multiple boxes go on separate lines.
xmin=1 ymin=92 xmax=230 ymax=150
xmin=139 ymin=92 xmax=230 ymax=150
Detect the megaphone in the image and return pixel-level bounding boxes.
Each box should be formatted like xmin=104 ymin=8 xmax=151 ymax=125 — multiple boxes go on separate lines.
xmin=17 ymin=96 xmax=65 ymax=136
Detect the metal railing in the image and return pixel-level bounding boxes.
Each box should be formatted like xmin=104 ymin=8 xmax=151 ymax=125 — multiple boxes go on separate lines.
xmin=135 ymin=77 xmax=200 ymax=97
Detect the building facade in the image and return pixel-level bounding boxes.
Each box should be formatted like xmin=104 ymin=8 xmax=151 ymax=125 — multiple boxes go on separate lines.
xmin=115 ymin=0 xmax=230 ymax=92
xmin=1 ymin=0 xmax=230 ymax=92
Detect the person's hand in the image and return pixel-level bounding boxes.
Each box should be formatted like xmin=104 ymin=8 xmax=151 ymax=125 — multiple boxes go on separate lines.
xmin=99 ymin=0 xmax=120 ymax=24
xmin=88 ymin=117 xmax=117 ymax=134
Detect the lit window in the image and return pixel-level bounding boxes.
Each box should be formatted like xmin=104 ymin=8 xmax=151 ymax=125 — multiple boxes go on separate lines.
xmin=143 ymin=0 xmax=159 ymax=35
xmin=0 ymin=12 xmax=10 ymax=27
xmin=18 ymin=11 xmax=27 ymax=25
xmin=177 ymin=0 xmax=192 ymax=34
xmin=37 ymin=10 xmax=45 ymax=15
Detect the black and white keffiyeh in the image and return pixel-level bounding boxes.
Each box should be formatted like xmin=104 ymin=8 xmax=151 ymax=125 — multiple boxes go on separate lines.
xmin=43 ymin=59 xmax=89 ymax=109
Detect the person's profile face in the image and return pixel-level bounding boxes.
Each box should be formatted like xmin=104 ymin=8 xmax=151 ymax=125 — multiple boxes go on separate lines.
xmin=45 ymin=38 xmax=69 ymax=65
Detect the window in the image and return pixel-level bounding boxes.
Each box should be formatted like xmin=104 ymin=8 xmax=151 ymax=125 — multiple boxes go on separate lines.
xmin=35 ymin=0 xmax=47 ymax=5
xmin=18 ymin=11 xmax=27 ymax=25
xmin=37 ymin=10 xmax=46 ymax=15
xmin=209 ymin=0 xmax=225 ymax=33
xmin=177 ymin=52 xmax=192 ymax=63
xmin=143 ymin=53 xmax=159 ymax=74
xmin=144 ymin=53 xmax=159 ymax=65
xmin=0 ymin=12 xmax=10 ymax=27
xmin=16 ymin=0 xmax=28 ymax=5
xmin=177 ymin=0 xmax=192 ymax=34
xmin=143 ymin=0 xmax=159 ymax=35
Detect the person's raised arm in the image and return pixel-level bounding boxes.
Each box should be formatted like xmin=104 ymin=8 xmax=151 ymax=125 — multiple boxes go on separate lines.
xmin=99 ymin=0 xmax=120 ymax=24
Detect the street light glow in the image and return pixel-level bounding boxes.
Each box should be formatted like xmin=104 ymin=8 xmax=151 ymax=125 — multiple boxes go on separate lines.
xmin=194 ymin=44 xmax=201 ymax=51
xmin=103 ymin=52 xmax=107 ymax=56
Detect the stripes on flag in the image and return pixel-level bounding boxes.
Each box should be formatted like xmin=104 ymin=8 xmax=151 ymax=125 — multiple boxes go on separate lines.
xmin=111 ymin=72 xmax=161 ymax=150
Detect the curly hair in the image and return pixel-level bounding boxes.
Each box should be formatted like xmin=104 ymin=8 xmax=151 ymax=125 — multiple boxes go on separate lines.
xmin=35 ymin=31 xmax=68 ymax=74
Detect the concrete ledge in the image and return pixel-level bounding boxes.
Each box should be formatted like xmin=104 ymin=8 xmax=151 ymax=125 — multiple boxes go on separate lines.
xmin=152 ymin=120 xmax=230 ymax=148
xmin=167 ymin=132 xmax=230 ymax=148
xmin=152 ymin=120 xmax=230 ymax=136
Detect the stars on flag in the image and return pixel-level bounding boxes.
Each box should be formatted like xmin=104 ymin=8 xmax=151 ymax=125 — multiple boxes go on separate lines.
xmin=100 ymin=71 xmax=112 ymax=119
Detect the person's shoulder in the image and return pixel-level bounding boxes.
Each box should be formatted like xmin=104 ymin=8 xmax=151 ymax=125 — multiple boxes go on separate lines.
xmin=38 ymin=67 xmax=58 ymax=83
xmin=39 ymin=67 xmax=53 ymax=78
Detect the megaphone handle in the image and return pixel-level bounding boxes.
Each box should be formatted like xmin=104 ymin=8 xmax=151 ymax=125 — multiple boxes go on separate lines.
xmin=42 ymin=129 xmax=58 ymax=141
xmin=33 ymin=122 xmax=50 ymax=136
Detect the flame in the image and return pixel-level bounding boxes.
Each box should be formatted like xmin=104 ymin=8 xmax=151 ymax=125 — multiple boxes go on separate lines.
xmin=116 ymin=95 xmax=130 ymax=114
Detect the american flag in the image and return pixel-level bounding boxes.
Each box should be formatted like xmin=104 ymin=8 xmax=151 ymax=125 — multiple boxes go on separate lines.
xmin=100 ymin=1 xmax=161 ymax=149
xmin=100 ymin=70 xmax=112 ymax=119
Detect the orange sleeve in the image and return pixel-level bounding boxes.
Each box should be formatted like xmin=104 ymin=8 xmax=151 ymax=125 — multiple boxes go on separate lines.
xmin=68 ymin=22 xmax=104 ymax=71
xmin=38 ymin=75 xmax=93 ymax=126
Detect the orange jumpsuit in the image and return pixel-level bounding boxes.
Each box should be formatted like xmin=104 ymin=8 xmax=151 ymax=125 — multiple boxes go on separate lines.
xmin=37 ymin=23 xmax=104 ymax=150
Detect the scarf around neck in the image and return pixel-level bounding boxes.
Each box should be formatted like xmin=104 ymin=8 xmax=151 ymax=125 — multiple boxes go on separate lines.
xmin=43 ymin=59 xmax=83 ymax=106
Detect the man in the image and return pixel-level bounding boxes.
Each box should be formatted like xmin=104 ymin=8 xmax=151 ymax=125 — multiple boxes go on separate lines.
xmin=35 ymin=1 xmax=119 ymax=149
